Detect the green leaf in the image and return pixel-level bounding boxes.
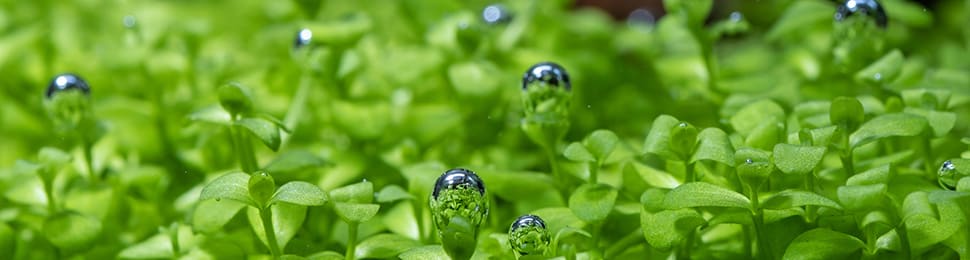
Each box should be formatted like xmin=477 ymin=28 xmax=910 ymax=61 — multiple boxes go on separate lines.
xmin=670 ymin=122 xmax=698 ymax=159
xmin=330 ymin=181 xmax=374 ymax=204
xmin=192 ymin=199 xmax=247 ymax=233
xmin=830 ymin=97 xmax=865 ymax=132
xmin=663 ymin=182 xmax=751 ymax=210
xmin=854 ymin=49 xmax=904 ymax=85
xmin=782 ymin=228 xmax=865 ymax=260
xmin=531 ymin=207 xmax=585 ymax=235
xmin=43 ymin=211 xmax=102 ymax=251
xmin=690 ymin=128 xmax=735 ymax=166
xmin=399 ymin=245 xmax=450 ymax=260
xmin=354 ymin=234 xmax=421 ymax=259
xmin=38 ymin=147 xmax=72 ymax=166
xmin=583 ymin=129 xmax=620 ymax=163
xmin=0 ymin=223 xmax=13 ymax=256
xmin=264 ymin=150 xmax=327 ymax=176
xmin=846 ymin=165 xmax=891 ymax=186
xmin=836 ymin=184 xmax=887 ymax=211
xmin=735 ymin=148 xmax=774 ymax=189
xmin=772 ymin=144 xmax=826 ymax=175
xmin=200 ymin=172 xmax=255 ymax=207
xmin=447 ymin=60 xmax=501 ymax=97
xmin=218 ymin=82 xmax=254 ymax=116
xmin=563 ymin=142 xmax=595 ymax=162
xmin=333 ymin=203 xmax=381 ymax=223
xmin=568 ymin=184 xmax=618 ymax=223
xmin=187 ymin=106 xmax=232 ymax=126
xmin=766 ymin=1 xmax=833 ymax=41
xmin=307 ymin=251 xmax=345 ymax=260
xmin=247 ymin=203 xmax=306 ymax=251
xmin=237 ymin=117 xmax=282 ymax=151
xmin=663 ymin=0 xmax=712 ymax=26
xmin=271 ymin=181 xmax=328 ymax=206
xmin=761 ymin=190 xmax=842 ymax=210
xmin=904 ymin=107 xmax=956 ymax=137
xmin=730 ymin=100 xmax=785 ymax=137
xmin=119 ymin=225 xmax=196 ymax=259
xmin=745 ymin=121 xmax=783 ymax=151
xmin=643 ymin=114 xmax=680 ymax=160
xmin=641 ymin=208 xmax=706 ymax=250
xmin=375 ymin=185 xmax=414 ymax=203
xmin=849 ymin=113 xmax=928 ymax=148
xmin=904 ymin=194 xmax=963 ymax=250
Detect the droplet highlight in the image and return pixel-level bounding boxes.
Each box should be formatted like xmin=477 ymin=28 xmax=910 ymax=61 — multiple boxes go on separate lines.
xmin=522 ymin=62 xmax=571 ymax=91
xmin=46 ymin=73 xmax=91 ymax=99
xmin=508 ymin=214 xmax=550 ymax=256
xmin=835 ymin=0 xmax=888 ymax=28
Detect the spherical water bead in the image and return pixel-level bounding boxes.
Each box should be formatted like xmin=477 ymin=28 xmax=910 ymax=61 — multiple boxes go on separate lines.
xmin=627 ymin=8 xmax=656 ymax=27
xmin=939 ymin=160 xmax=958 ymax=190
xmin=729 ymin=11 xmax=743 ymax=22
xmin=835 ymin=0 xmax=887 ymax=28
xmin=123 ymin=15 xmax=137 ymax=29
xmin=430 ymin=168 xmax=488 ymax=232
xmin=508 ymin=214 xmax=550 ymax=256
xmin=522 ymin=62 xmax=571 ymax=91
xmin=482 ymin=4 xmax=511 ymax=25
xmin=46 ymin=73 xmax=90 ymax=99
xmin=294 ymin=28 xmax=312 ymax=49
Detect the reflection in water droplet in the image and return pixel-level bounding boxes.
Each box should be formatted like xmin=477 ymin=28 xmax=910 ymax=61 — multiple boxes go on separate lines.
xmin=509 ymin=214 xmax=550 ymax=256
xmin=482 ymin=4 xmax=511 ymax=25
xmin=745 ymin=158 xmax=754 ymax=164
xmin=123 ymin=15 xmax=136 ymax=28
xmin=729 ymin=11 xmax=743 ymax=22
xmin=873 ymin=73 xmax=882 ymax=81
xmin=627 ymin=8 xmax=655 ymax=27
xmin=522 ymin=62 xmax=571 ymax=91
xmin=939 ymin=160 xmax=957 ymax=189
xmin=430 ymin=168 xmax=489 ymax=241
xmin=294 ymin=28 xmax=312 ymax=49
xmin=46 ymin=73 xmax=91 ymax=99
xmin=834 ymin=0 xmax=888 ymax=28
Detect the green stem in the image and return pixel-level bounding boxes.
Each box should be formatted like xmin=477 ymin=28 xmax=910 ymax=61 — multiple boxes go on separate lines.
xmin=170 ymin=229 xmax=181 ymax=258
xmin=346 ymin=222 xmax=359 ymax=260
xmin=603 ymin=227 xmax=644 ymax=258
xmin=259 ymin=207 xmax=283 ymax=259
xmin=588 ymin=161 xmax=599 ymax=184
xmin=412 ymin=201 xmax=427 ymax=243
xmin=590 ymin=222 xmax=602 ymax=259
xmin=805 ymin=172 xmax=818 ymax=225
xmin=42 ymin=176 xmax=57 ymax=215
xmin=231 ymin=123 xmax=260 ymax=173
xmin=678 ymin=229 xmax=696 ymax=260
xmin=545 ymin=148 xmax=569 ymax=200
xmin=82 ymin=140 xmax=96 ymax=181
xmin=921 ymin=137 xmax=934 ymax=179
xmin=750 ymin=190 xmax=773 ymax=260
xmin=840 ymin=148 xmax=855 ymax=176
xmin=684 ymin=161 xmax=696 ymax=183
xmin=280 ymin=73 xmax=313 ymax=148
xmin=897 ymin=223 xmax=913 ymax=260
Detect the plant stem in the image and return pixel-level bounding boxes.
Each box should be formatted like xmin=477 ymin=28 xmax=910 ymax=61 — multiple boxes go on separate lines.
xmin=897 ymin=223 xmax=912 ymax=260
xmin=170 ymin=229 xmax=181 ymax=258
xmin=678 ymin=229 xmax=696 ymax=260
xmin=603 ymin=227 xmax=643 ymax=258
xmin=82 ymin=140 xmax=96 ymax=181
xmin=42 ymin=176 xmax=57 ymax=215
xmin=749 ymin=190 xmax=773 ymax=260
xmin=804 ymin=172 xmax=817 ymax=225
xmin=588 ymin=161 xmax=599 ymax=184
xmin=684 ymin=161 xmax=696 ymax=183
xmin=231 ymin=123 xmax=260 ymax=173
xmin=281 ymin=73 xmax=312 ymax=148
xmin=921 ymin=137 xmax=934 ymax=179
xmin=412 ymin=201 xmax=427 ymax=243
xmin=259 ymin=207 xmax=283 ymax=259
xmin=346 ymin=222 xmax=359 ymax=260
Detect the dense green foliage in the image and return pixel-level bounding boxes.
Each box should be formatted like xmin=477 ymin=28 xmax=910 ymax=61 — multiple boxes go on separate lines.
xmin=1 ymin=0 xmax=969 ymax=259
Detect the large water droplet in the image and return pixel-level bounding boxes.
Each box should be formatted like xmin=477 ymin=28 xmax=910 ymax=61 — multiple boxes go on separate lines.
xmin=939 ymin=160 xmax=958 ymax=189
xmin=430 ymin=168 xmax=489 ymax=240
xmin=294 ymin=28 xmax=312 ymax=49
xmin=46 ymin=73 xmax=90 ymax=99
xmin=834 ymin=0 xmax=887 ymax=28
xmin=432 ymin=168 xmax=486 ymax=199
xmin=627 ymin=8 xmax=656 ymax=27
xmin=123 ymin=15 xmax=137 ymax=29
xmin=508 ymin=214 xmax=550 ymax=256
xmin=482 ymin=4 xmax=511 ymax=25
xmin=522 ymin=62 xmax=571 ymax=91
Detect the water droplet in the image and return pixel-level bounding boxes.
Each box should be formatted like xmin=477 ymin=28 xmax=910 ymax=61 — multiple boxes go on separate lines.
xmin=482 ymin=4 xmax=511 ymax=25
xmin=939 ymin=160 xmax=957 ymax=189
xmin=834 ymin=0 xmax=888 ymax=28
xmin=586 ymin=104 xmax=591 ymax=109
xmin=123 ymin=15 xmax=137 ymax=28
xmin=432 ymin=168 xmax=486 ymax=199
xmin=522 ymin=62 xmax=571 ymax=91
xmin=430 ymin=168 xmax=489 ymax=242
xmin=745 ymin=158 xmax=754 ymax=164
xmin=508 ymin=214 xmax=550 ymax=256
xmin=873 ymin=73 xmax=882 ymax=81
xmin=46 ymin=73 xmax=90 ymax=99
xmin=627 ymin=8 xmax=655 ymax=27
xmin=729 ymin=11 xmax=743 ymax=22
xmin=678 ymin=122 xmax=688 ymax=128
xmin=294 ymin=28 xmax=312 ymax=49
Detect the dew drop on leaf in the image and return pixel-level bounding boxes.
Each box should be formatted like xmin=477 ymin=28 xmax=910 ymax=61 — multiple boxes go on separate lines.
xmin=834 ymin=0 xmax=887 ymax=28
xmin=627 ymin=8 xmax=656 ymax=27
xmin=432 ymin=168 xmax=485 ymax=199
xmin=745 ymin=158 xmax=754 ymax=164
xmin=508 ymin=214 xmax=550 ymax=256
xmin=482 ymin=4 xmax=511 ymax=25
xmin=46 ymin=73 xmax=91 ymax=99
xmin=522 ymin=62 xmax=571 ymax=91
xmin=294 ymin=28 xmax=312 ymax=49
xmin=938 ymin=160 xmax=957 ymax=190
xmin=729 ymin=11 xmax=743 ymax=22
xmin=429 ymin=168 xmax=489 ymax=237
xmin=123 ymin=15 xmax=136 ymax=29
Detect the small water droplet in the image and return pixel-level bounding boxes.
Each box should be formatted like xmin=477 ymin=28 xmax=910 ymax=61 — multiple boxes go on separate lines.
xmin=938 ymin=160 xmax=958 ymax=189
xmin=214 ymin=198 xmax=222 ymax=202
xmin=482 ymin=4 xmax=511 ymax=25
xmin=835 ymin=0 xmax=888 ymax=28
xmin=432 ymin=168 xmax=486 ymax=199
xmin=678 ymin=122 xmax=688 ymax=128
xmin=294 ymin=28 xmax=312 ymax=49
xmin=745 ymin=158 xmax=754 ymax=164
xmin=627 ymin=8 xmax=655 ymax=27
xmin=46 ymin=73 xmax=90 ymax=99
xmin=123 ymin=15 xmax=136 ymax=28
xmin=586 ymin=104 xmax=591 ymax=109
xmin=522 ymin=62 xmax=571 ymax=91
xmin=873 ymin=73 xmax=882 ymax=81
xmin=729 ymin=11 xmax=743 ymax=22
xmin=509 ymin=214 xmax=550 ymax=256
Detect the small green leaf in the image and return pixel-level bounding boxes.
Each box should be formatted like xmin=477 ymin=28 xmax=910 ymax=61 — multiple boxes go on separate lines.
xmin=0 ymin=224 xmax=13 ymax=257
xmin=850 ymin=113 xmax=928 ymax=148
xmin=837 ymin=184 xmax=887 ymax=211
xmin=307 ymin=251 xmax=345 ymax=260
xmin=663 ymin=0 xmax=712 ymax=25
xmin=119 ymin=225 xmax=196 ymax=259
xmin=846 ymin=165 xmax=891 ymax=186
xmin=271 ymin=181 xmax=328 ymax=206
xmin=830 ymin=97 xmax=865 ymax=132
xmin=670 ymin=122 xmax=698 ymax=160
xmin=247 ymin=203 xmax=306 ymax=251
xmin=399 ymin=245 xmax=450 ymax=260
xmin=854 ymin=49 xmax=904 ymax=85
xmin=43 ymin=211 xmax=102 ymax=251
xmin=736 ymin=148 xmax=774 ymax=189
xmin=782 ymin=228 xmax=865 ymax=260
xmin=330 ymin=181 xmax=374 ymax=204
xmin=192 ymin=200 xmax=246 ymax=233
xmin=583 ymin=129 xmax=620 ymax=163
xmin=38 ymin=147 xmax=72 ymax=166
xmin=690 ymin=128 xmax=735 ymax=166
xmin=568 ymin=184 xmax=618 ymax=223
xmin=663 ymin=182 xmax=751 ymax=210
xmin=333 ymin=203 xmax=380 ymax=223
xmin=264 ymin=150 xmax=327 ymax=176
xmin=375 ymin=185 xmax=414 ymax=203
xmin=772 ymin=144 xmax=826 ymax=175
xmin=761 ymin=190 xmax=842 ymax=210
xmin=745 ymin=121 xmax=783 ymax=151
xmin=447 ymin=60 xmax=501 ymax=97
xmin=641 ymin=208 xmax=706 ymax=250
xmin=200 ymin=172 xmax=255 ymax=207
xmin=248 ymin=172 xmax=276 ymax=208
xmin=563 ymin=142 xmax=595 ymax=162
xmin=354 ymin=234 xmax=421 ymax=259
xmin=904 ymin=107 xmax=956 ymax=137
xmin=237 ymin=117 xmax=282 ymax=151
xmin=730 ymin=100 xmax=785 ymax=137
xmin=218 ymin=82 xmax=254 ymax=116
xmin=643 ymin=114 xmax=680 ymax=160
xmin=187 ymin=106 xmax=231 ymax=126
xmin=766 ymin=1 xmax=833 ymax=41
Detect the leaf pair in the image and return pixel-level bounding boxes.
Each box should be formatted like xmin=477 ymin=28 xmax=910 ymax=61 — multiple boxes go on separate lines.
xmin=199 ymin=172 xmax=328 ymax=209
